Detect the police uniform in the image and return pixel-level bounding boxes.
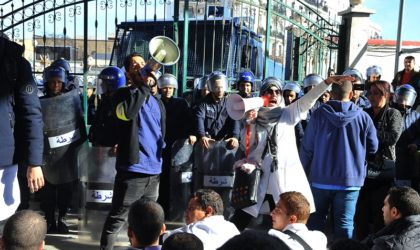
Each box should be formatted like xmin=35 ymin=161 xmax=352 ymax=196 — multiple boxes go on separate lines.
xmin=159 ymin=96 xmax=193 ymax=217
xmin=195 ymin=94 xmax=240 ymax=140
xmin=0 ymin=37 xmax=43 ymax=221
xmin=39 ymin=70 xmax=86 ymax=233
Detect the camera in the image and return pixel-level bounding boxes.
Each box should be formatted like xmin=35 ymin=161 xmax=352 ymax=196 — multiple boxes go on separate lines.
xmin=352 ymin=84 xmax=365 ymax=91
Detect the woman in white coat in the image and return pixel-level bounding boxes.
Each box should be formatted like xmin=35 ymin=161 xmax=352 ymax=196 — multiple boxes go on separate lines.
xmin=230 ymin=75 xmax=353 ymax=231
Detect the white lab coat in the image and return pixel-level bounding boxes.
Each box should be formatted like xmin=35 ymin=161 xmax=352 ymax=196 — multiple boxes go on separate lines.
xmin=269 ymin=223 xmax=328 ymax=250
xmin=240 ymin=82 xmax=330 ymax=217
xmin=163 ymin=215 xmax=240 ymax=250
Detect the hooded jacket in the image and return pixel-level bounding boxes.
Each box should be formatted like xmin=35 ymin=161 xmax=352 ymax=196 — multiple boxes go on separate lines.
xmin=300 ymin=100 xmax=378 ymax=187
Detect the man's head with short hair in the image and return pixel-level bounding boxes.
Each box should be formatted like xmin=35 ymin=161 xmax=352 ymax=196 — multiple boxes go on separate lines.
xmin=185 ymin=189 xmax=224 ymax=224
xmin=271 ymin=191 xmax=310 ymax=231
xmin=404 ymin=56 xmax=415 ymax=72
xmin=127 ymin=198 xmax=166 ymax=248
xmin=123 ymin=52 xmax=146 ymax=86
xmin=382 ymin=186 xmax=420 ymax=225
xmin=218 ymin=230 xmax=291 ymax=250
xmin=162 ymin=232 xmax=203 ymax=250
xmin=123 ymin=52 xmax=146 ymax=72
xmin=0 ymin=210 xmax=47 ymax=250
xmin=331 ymin=80 xmax=353 ymax=101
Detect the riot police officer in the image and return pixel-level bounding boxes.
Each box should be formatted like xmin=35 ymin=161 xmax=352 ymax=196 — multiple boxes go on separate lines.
xmin=89 ymin=66 xmax=125 ymax=147
xmin=157 ymin=73 xmax=195 ymax=218
xmin=343 ymin=68 xmax=371 ymax=109
xmin=40 ymin=65 xmax=86 ymax=233
xmin=195 ymin=71 xmax=239 ymax=150
xmin=301 ymin=74 xmax=324 ymax=129
xmin=366 ymin=65 xmax=382 ymax=86
xmin=51 ymin=58 xmax=82 ymax=91
xmin=236 ymin=71 xmax=255 ymax=98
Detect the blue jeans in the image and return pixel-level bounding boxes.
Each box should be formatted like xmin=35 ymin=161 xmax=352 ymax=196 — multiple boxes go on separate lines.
xmin=307 ymin=187 xmax=360 ymax=240
xmin=100 ymin=171 xmax=160 ymax=250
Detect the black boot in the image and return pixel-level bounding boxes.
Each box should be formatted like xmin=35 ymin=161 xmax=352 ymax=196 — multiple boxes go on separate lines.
xmin=58 ymin=209 xmax=69 ymax=234
xmin=45 ymin=211 xmax=57 ymax=233
xmin=57 ymin=216 xmax=69 ymax=234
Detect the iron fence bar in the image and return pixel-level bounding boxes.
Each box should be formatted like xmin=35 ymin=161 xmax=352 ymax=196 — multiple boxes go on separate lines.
xmin=63 ymin=0 xmax=67 ymax=59
xmin=256 ymin=4 xmax=262 ymax=80
xmin=173 ymin=0 xmax=179 ymax=93
xmin=31 ymin=0 xmax=35 ymax=70
xmin=201 ymin=0 xmax=207 ymax=76
xmin=237 ymin=2 xmax=243 ymax=77
xmin=219 ymin=0 xmax=226 ymax=73
xmin=21 ymin=0 xmax=25 ymax=49
xmin=181 ymin=0 xmax=189 ymax=94
xmin=210 ymin=5 xmax=216 ymax=72
xmin=53 ymin=0 xmax=56 ymax=60
xmin=42 ymin=1 xmax=46 ymax=73
xmin=134 ymin=0 xmax=137 ymax=22
xmin=264 ymin=0 xmax=272 ymax=78
xmin=193 ymin=0 xmax=199 ymax=77
xmin=72 ymin=4 xmax=76 ymax=73
xmin=94 ymin=0 xmax=98 ymax=69
xmin=83 ymin=0 xmax=88 ymax=125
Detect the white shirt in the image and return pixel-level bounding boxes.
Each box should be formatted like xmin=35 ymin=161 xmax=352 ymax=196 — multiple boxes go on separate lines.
xmin=269 ymin=223 xmax=327 ymax=250
xmin=163 ymin=215 xmax=240 ymax=250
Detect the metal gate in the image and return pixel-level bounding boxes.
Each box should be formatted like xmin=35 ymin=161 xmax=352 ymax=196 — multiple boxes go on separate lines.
xmin=1 ymin=0 xmax=340 ymax=90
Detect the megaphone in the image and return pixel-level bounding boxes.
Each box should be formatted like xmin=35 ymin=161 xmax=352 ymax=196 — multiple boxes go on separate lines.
xmin=227 ymin=94 xmax=267 ymax=120
xmin=142 ymin=36 xmax=180 ymax=74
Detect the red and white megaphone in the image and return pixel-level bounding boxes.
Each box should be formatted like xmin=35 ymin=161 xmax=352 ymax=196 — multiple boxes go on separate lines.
xmin=226 ymin=94 xmax=268 ymax=120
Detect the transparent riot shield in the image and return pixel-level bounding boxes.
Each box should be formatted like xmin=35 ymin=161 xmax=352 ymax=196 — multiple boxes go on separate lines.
xmin=79 ymin=145 xmax=117 ymax=240
xmin=193 ymin=140 xmax=237 ymax=218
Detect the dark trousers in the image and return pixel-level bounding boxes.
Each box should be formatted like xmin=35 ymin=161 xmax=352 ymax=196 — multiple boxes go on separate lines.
xmin=17 ymin=166 xmax=30 ymax=211
xmin=100 ymin=171 xmax=160 ymax=250
xmin=230 ymin=194 xmax=276 ymax=231
xmin=354 ymin=178 xmax=391 ymax=241
xmin=158 ymin=148 xmax=171 ymax=217
xmin=40 ymin=180 xmax=74 ymax=224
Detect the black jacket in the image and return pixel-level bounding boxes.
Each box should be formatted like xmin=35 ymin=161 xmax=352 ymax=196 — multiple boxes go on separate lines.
xmin=408 ymin=72 xmax=420 ymax=109
xmin=195 ymin=94 xmax=239 ymax=140
xmin=1 ymin=37 xmax=43 ymax=168
xmin=395 ymin=110 xmax=420 ymax=180
xmin=392 ymin=69 xmax=418 ymax=89
xmin=365 ymin=105 xmax=403 ymax=162
xmin=113 ymin=84 xmax=166 ymax=167
xmin=363 ymin=215 xmax=420 ymax=250
xmin=162 ymin=96 xmax=193 ymax=147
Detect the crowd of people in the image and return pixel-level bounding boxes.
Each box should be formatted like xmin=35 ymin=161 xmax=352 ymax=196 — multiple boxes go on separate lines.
xmin=1 ymin=31 xmax=420 ymax=250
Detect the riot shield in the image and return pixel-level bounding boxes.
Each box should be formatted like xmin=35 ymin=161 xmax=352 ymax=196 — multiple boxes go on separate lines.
xmin=79 ymin=145 xmax=117 ymax=240
xmin=193 ymin=141 xmax=237 ymax=218
xmin=40 ymin=89 xmax=87 ymax=185
xmin=168 ymin=139 xmax=194 ymax=222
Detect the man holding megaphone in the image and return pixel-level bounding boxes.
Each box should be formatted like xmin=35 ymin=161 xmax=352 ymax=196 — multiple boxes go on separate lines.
xmin=100 ymin=35 xmax=180 ymax=250
xmin=229 ymin=74 xmax=355 ymax=231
